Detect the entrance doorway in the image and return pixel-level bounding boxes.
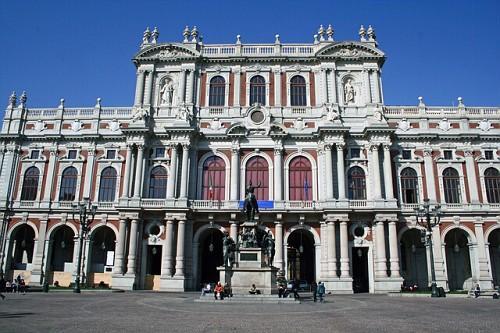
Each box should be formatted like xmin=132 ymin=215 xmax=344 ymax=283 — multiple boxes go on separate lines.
xmin=445 ymin=229 xmax=472 ymax=291
xmin=144 ymin=245 xmax=162 ymax=290
xmin=200 ymin=229 xmax=223 ymax=286
xmin=287 ymin=229 xmax=315 ymax=286
xmin=352 ymin=247 xmax=369 ymax=293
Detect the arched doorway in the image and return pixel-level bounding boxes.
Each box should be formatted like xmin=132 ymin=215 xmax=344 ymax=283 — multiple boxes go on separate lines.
xmin=287 ymin=229 xmax=315 ymax=287
xmin=49 ymin=225 xmax=75 ymax=287
xmin=7 ymin=224 xmax=36 ymax=282
xmin=400 ymin=229 xmax=428 ymax=288
xmin=88 ymin=226 xmax=116 ymax=287
xmin=445 ymin=228 xmax=472 ymax=290
xmin=200 ymin=228 xmax=224 ymax=287
xmin=488 ymin=229 xmax=500 ymax=288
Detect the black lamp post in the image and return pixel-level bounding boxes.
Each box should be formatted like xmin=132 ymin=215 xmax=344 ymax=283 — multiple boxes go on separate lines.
xmin=72 ymin=197 xmax=97 ymax=293
xmin=415 ymin=198 xmax=443 ymax=297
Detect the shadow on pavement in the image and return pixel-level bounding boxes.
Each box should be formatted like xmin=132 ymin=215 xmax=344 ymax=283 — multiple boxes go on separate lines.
xmin=0 ymin=312 xmax=35 ymax=319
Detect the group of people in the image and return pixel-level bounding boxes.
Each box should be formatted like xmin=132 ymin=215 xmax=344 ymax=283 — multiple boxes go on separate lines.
xmin=0 ymin=274 xmax=27 ymax=299
xmin=202 ymin=282 xmax=233 ymax=300
xmin=276 ymin=272 xmax=326 ymax=302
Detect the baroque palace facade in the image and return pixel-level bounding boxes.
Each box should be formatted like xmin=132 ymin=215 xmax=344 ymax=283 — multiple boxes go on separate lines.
xmin=0 ymin=25 xmax=499 ymax=293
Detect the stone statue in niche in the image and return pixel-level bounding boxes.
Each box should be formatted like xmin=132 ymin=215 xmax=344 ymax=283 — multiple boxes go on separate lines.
xmin=325 ymin=103 xmax=340 ymax=122
xmin=176 ymin=103 xmax=191 ymax=121
xmin=160 ymin=80 xmax=175 ymax=106
xmin=344 ymin=79 xmax=355 ymax=104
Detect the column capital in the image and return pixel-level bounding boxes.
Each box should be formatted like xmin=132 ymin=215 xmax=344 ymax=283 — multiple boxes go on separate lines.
xmin=274 ymin=146 xmax=283 ymax=156
xmin=382 ymin=144 xmax=391 ymax=151
xmin=231 ymin=145 xmax=240 ymax=155
xmin=423 ymin=148 xmax=433 ymax=157
xmin=369 ymin=143 xmax=380 ymax=152
xmin=336 ymin=143 xmax=345 ymax=151
xmin=464 ymin=149 xmax=474 ymax=158
xmin=181 ymin=143 xmax=190 ymax=151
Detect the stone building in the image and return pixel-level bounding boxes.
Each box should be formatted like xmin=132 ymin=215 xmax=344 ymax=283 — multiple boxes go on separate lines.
xmin=0 ymin=25 xmax=499 ymax=293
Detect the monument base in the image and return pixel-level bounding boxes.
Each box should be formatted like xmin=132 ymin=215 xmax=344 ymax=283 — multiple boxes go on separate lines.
xmin=218 ymin=247 xmax=278 ymax=295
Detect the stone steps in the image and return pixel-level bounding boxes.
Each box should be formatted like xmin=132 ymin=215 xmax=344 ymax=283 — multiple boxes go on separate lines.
xmin=196 ymin=294 xmax=300 ymax=304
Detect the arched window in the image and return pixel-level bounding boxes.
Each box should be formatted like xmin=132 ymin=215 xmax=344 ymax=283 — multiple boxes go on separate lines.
xmin=250 ymin=75 xmax=266 ymax=105
xmin=201 ymin=156 xmax=226 ymax=200
xmin=209 ymin=76 xmax=225 ymax=106
xmin=290 ymin=75 xmax=306 ymax=106
xmin=400 ymin=168 xmax=419 ymax=204
xmin=245 ymin=156 xmax=269 ymax=200
xmin=20 ymin=167 xmax=39 ymax=201
xmin=484 ymin=168 xmax=500 ymax=204
xmin=443 ymin=167 xmax=461 ymax=203
xmin=98 ymin=167 xmax=117 ymax=202
xmin=148 ymin=166 xmax=168 ymax=199
xmin=289 ymin=156 xmax=312 ymax=201
xmin=348 ymin=167 xmax=366 ymax=200
xmin=59 ymin=167 xmax=78 ymax=201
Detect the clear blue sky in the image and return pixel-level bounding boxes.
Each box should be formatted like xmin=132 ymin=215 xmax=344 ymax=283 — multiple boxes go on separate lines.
xmin=1 ymin=0 xmax=499 ymax=110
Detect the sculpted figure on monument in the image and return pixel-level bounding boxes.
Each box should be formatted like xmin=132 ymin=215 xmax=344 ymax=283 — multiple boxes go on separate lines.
xmin=160 ymin=80 xmax=175 ymax=106
xmin=262 ymin=230 xmax=275 ymax=266
xmin=222 ymin=232 xmax=236 ymax=268
xmin=243 ymin=181 xmax=261 ymax=222
xmin=344 ymin=79 xmax=355 ymax=104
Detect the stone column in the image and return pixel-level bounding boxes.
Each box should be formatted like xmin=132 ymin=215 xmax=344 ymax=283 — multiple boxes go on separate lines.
xmin=274 ymin=221 xmax=284 ymax=270
xmin=178 ymin=69 xmax=186 ymax=104
xmin=320 ymin=222 xmax=328 ymax=278
xmin=382 ymin=144 xmax=394 ymax=199
xmin=322 ymin=69 xmax=329 ymax=104
xmin=83 ymin=147 xmax=96 ymax=199
xmin=371 ymin=70 xmax=381 ymax=104
xmin=431 ymin=225 xmax=446 ymax=282
xmin=126 ymin=219 xmax=139 ymax=275
xmin=423 ymin=148 xmax=437 ymax=202
xmin=375 ymin=221 xmax=387 ymax=278
xmin=42 ymin=148 xmax=57 ymax=204
xmin=174 ymin=219 xmax=186 ymax=277
xmin=179 ymin=144 xmax=190 ymax=199
xmin=327 ymin=221 xmax=336 ymax=277
xmin=274 ymin=147 xmax=283 ymax=201
xmin=388 ymin=221 xmax=400 ymax=277
xmin=325 ymin=144 xmax=334 ymax=199
xmin=143 ymin=70 xmax=154 ymax=105
xmin=134 ymin=70 xmax=145 ymax=106
xmin=113 ymin=219 xmax=128 ymax=275
xmin=234 ymin=69 xmax=241 ymax=106
xmin=186 ymin=70 xmax=195 ymax=104
xmin=162 ymin=219 xmax=174 ymax=277
xmin=465 ymin=150 xmax=480 ymax=203
xmin=230 ymin=146 xmax=240 ymax=201
xmin=337 ymin=144 xmax=346 ymax=200
xmin=122 ymin=144 xmax=133 ymax=198
xmin=274 ymin=69 xmax=281 ymax=106
xmin=30 ymin=218 xmax=48 ymax=285
xmin=133 ymin=145 xmax=144 ymax=198
xmin=166 ymin=145 xmax=178 ymax=199
xmin=330 ymin=69 xmax=338 ymax=104
xmin=339 ymin=221 xmax=350 ymax=277
xmin=371 ymin=144 xmax=382 ymax=200
xmin=230 ymin=221 xmax=238 ymax=242
xmin=474 ymin=220 xmax=490 ymax=286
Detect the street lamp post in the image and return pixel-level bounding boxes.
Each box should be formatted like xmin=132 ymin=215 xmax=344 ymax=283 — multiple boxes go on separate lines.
xmin=415 ymin=198 xmax=443 ymax=297
xmin=72 ymin=197 xmax=97 ymax=293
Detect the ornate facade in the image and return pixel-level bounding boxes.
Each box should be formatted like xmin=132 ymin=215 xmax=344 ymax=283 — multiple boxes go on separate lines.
xmin=0 ymin=25 xmax=499 ymax=293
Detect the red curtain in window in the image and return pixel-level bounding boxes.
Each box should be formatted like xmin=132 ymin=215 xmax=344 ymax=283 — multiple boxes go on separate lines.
xmin=245 ymin=156 xmax=269 ymax=200
xmin=201 ymin=156 xmax=226 ymax=200
xmin=289 ymin=156 xmax=312 ymax=201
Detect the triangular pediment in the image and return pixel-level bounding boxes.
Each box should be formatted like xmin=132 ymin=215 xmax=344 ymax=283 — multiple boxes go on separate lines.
xmin=316 ymin=42 xmax=385 ymax=60
xmin=134 ymin=44 xmax=200 ymax=62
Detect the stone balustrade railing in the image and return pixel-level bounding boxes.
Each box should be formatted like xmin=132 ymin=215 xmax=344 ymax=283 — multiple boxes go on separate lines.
xmin=384 ymin=106 xmax=500 ymax=118
xmin=201 ymin=44 xmax=315 ymax=58
xmin=24 ymin=107 xmax=133 ymax=120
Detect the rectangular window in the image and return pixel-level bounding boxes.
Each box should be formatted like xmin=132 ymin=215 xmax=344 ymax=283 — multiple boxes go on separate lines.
xmin=155 ymin=148 xmax=165 ymax=158
xmin=443 ymin=150 xmax=453 ymax=160
xmin=106 ymin=150 xmax=116 ymax=160
xmin=30 ymin=150 xmax=40 ymax=160
xmin=68 ymin=150 xmax=77 ymax=159
xmin=484 ymin=150 xmax=494 ymax=160
xmin=350 ymin=148 xmax=360 ymax=159
xmin=402 ymin=150 xmax=412 ymax=160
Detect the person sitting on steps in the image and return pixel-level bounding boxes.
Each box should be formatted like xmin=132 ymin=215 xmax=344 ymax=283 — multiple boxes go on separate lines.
xmin=214 ymin=281 xmax=224 ymax=300
xmin=249 ymin=284 xmax=260 ymax=295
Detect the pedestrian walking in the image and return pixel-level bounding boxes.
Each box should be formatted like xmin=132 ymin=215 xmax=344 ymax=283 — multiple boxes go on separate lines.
xmin=292 ymin=279 xmax=300 ymax=300
xmin=311 ymin=281 xmax=318 ymax=302
xmin=317 ymin=281 xmax=326 ymax=303
xmin=0 ymin=275 xmax=6 ymax=300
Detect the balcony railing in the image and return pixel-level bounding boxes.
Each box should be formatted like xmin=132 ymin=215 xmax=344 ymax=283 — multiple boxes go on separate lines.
xmin=384 ymin=105 xmax=500 ymax=117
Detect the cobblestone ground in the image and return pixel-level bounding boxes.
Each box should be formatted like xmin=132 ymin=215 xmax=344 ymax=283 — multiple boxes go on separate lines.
xmin=0 ymin=291 xmax=498 ymax=333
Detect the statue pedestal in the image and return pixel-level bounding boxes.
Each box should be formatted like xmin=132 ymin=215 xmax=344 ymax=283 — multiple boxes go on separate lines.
xmin=218 ymin=247 xmax=278 ymax=295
